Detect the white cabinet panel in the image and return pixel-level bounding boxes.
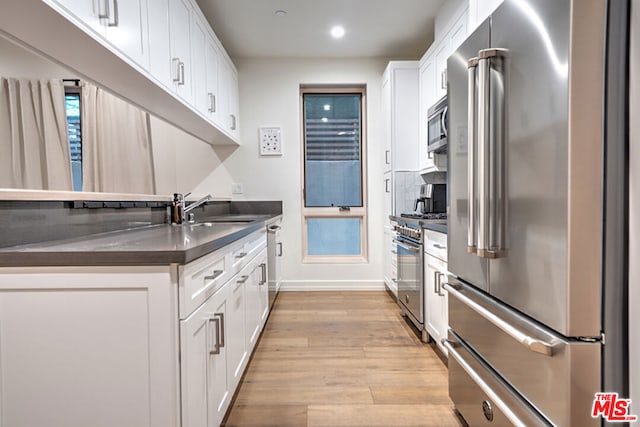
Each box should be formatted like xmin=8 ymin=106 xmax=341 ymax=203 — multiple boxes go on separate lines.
xmin=50 ymin=0 xmax=104 ymax=35
xmin=384 ymin=171 xmax=392 ymax=225
xmin=148 ymin=0 xmax=172 ymax=88
xmin=205 ymin=39 xmax=220 ymax=122
xmin=434 ymin=40 xmax=449 ymax=102
xmin=382 ymin=74 xmax=392 ymax=172
xmin=424 ymin=252 xmax=448 ymax=356
xmin=0 ymin=268 xmax=178 ymax=427
xmin=449 ymin=11 xmax=468 ymax=53
xmin=169 ymin=0 xmax=192 ymax=103
xmin=218 ymin=57 xmax=239 ymax=138
xmin=104 ymin=0 xmax=149 ymax=67
xmin=227 ymin=269 xmax=247 ymax=389
xmin=180 ymin=288 xmax=228 ymax=427
xmin=190 ymin=13 xmax=209 ymax=116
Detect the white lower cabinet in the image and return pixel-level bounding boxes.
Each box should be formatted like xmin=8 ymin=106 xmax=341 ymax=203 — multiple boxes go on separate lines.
xmin=423 ymin=230 xmax=449 ymax=356
xmin=0 ymin=267 xmax=180 ymax=427
xmin=0 ymin=229 xmax=269 ymax=427
xmin=180 ymin=287 xmax=229 ymax=427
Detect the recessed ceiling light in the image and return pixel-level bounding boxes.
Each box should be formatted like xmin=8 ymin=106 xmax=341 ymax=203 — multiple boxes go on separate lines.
xmin=330 ymin=26 xmax=345 ymax=39
xmin=321 ymin=117 xmax=329 ymax=122
xmin=323 ymin=104 xmax=331 ymax=111
xmin=275 ymin=9 xmax=287 ymax=16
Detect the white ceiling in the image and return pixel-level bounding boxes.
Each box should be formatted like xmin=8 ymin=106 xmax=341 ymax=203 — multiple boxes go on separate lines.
xmin=195 ymin=0 xmax=447 ymax=59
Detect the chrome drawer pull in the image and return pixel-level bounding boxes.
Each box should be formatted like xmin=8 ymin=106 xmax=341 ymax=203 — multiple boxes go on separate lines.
xmin=235 ymin=252 xmax=248 ymax=259
xmin=444 ymin=283 xmax=554 ymax=356
xmin=208 ymin=317 xmax=221 ymax=355
xmin=236 ymin=275 xmax=249 ymax=284
xmin=204 ymin=269 xmax=224 ymax=281
xmin=433 ymin=243 xmax=446 ymax=249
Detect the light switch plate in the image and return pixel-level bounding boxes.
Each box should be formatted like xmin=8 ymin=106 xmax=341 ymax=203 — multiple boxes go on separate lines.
xmin=259 ymin=127 xmax=282 ymax=156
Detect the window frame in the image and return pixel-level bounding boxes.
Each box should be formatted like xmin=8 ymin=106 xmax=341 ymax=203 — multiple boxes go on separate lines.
xmin=300 ymin=85 xmax=368 ymax=264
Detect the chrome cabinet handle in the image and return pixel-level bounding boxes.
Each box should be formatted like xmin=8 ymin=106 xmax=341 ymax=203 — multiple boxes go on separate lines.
xmin=208 ymin=93 xmax=216 ymax=113
xmin=269 ymin=225 xmax=282 ymax=232
xmin=236 ymin=275 xmax=249 ymax=284
xmin=385 ymin=178 xmax=390 ymax=193
xmin=179 ymin=61 xmax=185 ymax=86
xmin=433 ymin=243 xmax=446 ymax=250
xmin=385 ymin=150 xmax=390 ymax=165
xmin=172 ymin=58 xmax=181 ymax=83
xmin=214 ymin=313 xmax=225 ymax=347
xmin=433 ymin=271 xmax=439 ymax=294
xmin=442 ymin=338 xmax=529 ymax=427
xmin=208 ymin=316 xmax=221 ymax=355
xmin=98 ymin=0 xmax=109 ymax=19
xmin=437 ymin=273 xmax=445 ymax=296
xmin=204 ymin=269 xmax=223 ymax=282
xmin=443 ymin=283 xmax=554 ymax=356
xmin=467 ymin=57 xmax=478 ymax=254
xmin=259 ymin=263 xmax=267 ymax=285
xmin=235 ymin=252 xmax=247 ymax=259
xmin=107 ymin=0 xmax=118 ymax=26
xmin=230 ymin=114 xmax=237 ymax=130
xmin=277 ymin=242 xmax=283 ymax=257
xmin=441 ymin=69 xmax=447 ymax=89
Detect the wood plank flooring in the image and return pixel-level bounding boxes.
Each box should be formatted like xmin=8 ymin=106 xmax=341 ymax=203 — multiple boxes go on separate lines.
xmin=223 ymin=291 xmax=462 ymax=427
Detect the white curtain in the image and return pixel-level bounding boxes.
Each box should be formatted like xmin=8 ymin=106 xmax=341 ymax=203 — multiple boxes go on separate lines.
xmin=0 ymin=78 xmax=72 ymax=190
xmin=81 ymin=83 xmax=155 ymax=194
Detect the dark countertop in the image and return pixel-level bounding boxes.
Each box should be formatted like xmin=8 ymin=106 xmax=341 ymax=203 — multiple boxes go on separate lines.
xmin=0 ymin=214 xmax=281 ymax=267
xmin=390 ymin=215 xmax=448 ymax=234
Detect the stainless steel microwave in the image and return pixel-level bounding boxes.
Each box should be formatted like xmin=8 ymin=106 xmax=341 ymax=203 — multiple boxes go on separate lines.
xmin=427 ymin=96 xmax=448 ymax=153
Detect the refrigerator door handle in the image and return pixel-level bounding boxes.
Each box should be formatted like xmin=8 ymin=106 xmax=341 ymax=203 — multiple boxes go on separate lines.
xmin=443 ymin=283 xmax=554 ymax=356
xmin=442 ymin=338 xmax=529 ymax=427
xmin=478 ymin=48 xmax=509 ymax=259
xmin=467 ymin=57 xmax=479 ymax=254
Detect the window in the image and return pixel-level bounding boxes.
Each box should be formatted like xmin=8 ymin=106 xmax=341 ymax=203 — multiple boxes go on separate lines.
xmin=64 ymin=84 xmax=82 ymax=191
xmin=301 ymin=86 xmax=368 ymax=262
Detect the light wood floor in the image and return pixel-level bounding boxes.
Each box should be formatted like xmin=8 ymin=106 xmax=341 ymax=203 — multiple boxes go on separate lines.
xmin=223 ymin=291 xmax=463 ymax=427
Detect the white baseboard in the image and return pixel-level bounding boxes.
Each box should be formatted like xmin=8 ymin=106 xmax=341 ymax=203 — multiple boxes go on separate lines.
xmin=280 ymin=280 xmax=386 ymax=291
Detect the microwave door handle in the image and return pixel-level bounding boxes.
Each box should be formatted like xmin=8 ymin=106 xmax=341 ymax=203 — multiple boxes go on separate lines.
xmin=441 ymin=106 xmax=448 ymax=137
xmin=467 ymin=57 xmax=478 ymax=254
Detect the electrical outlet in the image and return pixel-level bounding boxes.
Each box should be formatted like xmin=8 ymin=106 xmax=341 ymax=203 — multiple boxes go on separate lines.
xmin=259 ymin=127 xmax=282 ymax=156
xmin=232 ymin=183 xmax=243 ymax=194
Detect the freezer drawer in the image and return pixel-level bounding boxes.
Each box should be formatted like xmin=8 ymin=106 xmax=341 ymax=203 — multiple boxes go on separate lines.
xmin=446 ymin=278 xmax=601 ymax=427
xmin=444 ymin=331 xmax=550 ymax=426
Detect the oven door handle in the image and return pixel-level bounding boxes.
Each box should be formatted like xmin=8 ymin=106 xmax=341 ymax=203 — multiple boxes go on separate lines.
xmin=393 ymin=239 xmax=420 ymax=253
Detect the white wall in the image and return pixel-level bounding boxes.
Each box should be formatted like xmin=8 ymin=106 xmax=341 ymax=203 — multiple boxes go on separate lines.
xmin=150 ymin=116 xmax=233 ymax=198
xmin=226 ymin=57 xmax=388 ymax=290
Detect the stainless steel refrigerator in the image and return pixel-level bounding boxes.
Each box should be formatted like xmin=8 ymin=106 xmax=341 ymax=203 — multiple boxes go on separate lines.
xmin=444 ymin=0 xmax=629 ymax=425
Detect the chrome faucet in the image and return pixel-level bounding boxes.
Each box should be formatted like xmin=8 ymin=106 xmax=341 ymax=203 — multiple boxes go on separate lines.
xmin=172 ymin=193 xmax=212 ymax=224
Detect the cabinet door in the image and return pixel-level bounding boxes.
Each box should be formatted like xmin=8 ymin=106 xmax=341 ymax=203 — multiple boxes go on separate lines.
xmin=148 ymin=0 xmax=172 ymax=88
xmin=424 ymin=253 xmax=447 ymax=353
xmin=218 ymin=57 xmax=239 ymax=138
xmin=50 ymin=0 xmax=104 ymax=36
xmin=419 ymin=55 xmax=436 ymax=171
xmin=226 ymin=272 xmax=247 ymax=390
xmin=104 ymin=0 xmax=149 ymax=67
xmin=381 ymin=72 xmax=392 ymax=172
xmin=205 ymin=39 xmax=220 ymax=121
xmin=190 ymin=14 xmax=208 ymax=115
xmin=434 ymin=40 xmax=449 ymax=101
xmin=383 ymin=171 xmax=392 ymax=224
xmin=257 ymin=250 xmax=269 ymax=324
xmin=244 ymin=260 xmax=261 ymax=349
xmin=448 ymin=10 xmax=468 ymax=54
xmin=169 ymin=0 xmax=192 ymax=102
xmin=181 ymin=290 xmax=228 ymax=427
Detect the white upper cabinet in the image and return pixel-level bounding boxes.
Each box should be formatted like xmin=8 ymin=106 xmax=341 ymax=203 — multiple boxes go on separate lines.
xmin=218 ymin=56 xmax=240 ymax=139
xmin=148 ymin=0 xmax=172 ymax=89
xmin=469 ymin=0 xmax=504 ymax=33
xmin=190 ymin=12 xmax=209 ymax=115
xmin=204 ymin=38 xmax=220 ymax=122
xmin=169 ymin=0 xmax=193 ymax=103
xmin=51 ymin=0 xmax=149 ymax=67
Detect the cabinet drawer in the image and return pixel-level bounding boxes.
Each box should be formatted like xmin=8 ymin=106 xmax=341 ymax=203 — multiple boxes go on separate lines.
xmin=230 ymin=229 xmax=267 ymax=274
xmin=179 ymin=247 xmax=230 ymax=318
xmin=424 ymin=229 xmax=447 ymax=261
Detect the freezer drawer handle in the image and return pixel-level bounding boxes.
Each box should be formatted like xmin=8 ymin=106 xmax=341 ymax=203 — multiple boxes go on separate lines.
xmin=443 ymin=283 xmax=554 ymax=356
xmin=442 ymin=338 xmax=528 ymax=427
